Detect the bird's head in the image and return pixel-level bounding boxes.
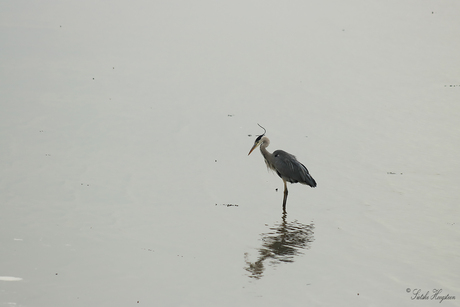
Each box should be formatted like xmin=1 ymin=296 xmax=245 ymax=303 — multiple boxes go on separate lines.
xmin=248 ymin=124 xmax=267 ymax=156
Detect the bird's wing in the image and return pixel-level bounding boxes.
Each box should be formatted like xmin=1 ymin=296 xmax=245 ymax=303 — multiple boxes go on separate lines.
xmin=272 ymin=150 xmax=316 ymax=187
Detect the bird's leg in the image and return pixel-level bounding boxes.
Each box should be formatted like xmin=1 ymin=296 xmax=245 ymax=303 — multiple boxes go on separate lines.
xmin=282 ymin=179 xmax=288 ymax=212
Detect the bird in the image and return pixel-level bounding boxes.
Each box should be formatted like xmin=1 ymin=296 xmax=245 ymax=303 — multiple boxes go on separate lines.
xmin=248 ymin=124 xmax=316 ymax=211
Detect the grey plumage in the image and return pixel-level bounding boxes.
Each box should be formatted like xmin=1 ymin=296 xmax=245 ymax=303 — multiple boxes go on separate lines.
xmin=271 ymin=150 xmax=317 ymax=187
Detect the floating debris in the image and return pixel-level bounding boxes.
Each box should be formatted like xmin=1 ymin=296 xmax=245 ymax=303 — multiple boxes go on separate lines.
xmin=0 ymin=276 xmax=22 ymax=281
xmin=215 ymin=203 xmax=239 ymax=207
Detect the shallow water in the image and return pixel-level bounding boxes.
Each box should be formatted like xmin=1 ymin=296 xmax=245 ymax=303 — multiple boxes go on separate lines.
xmin=1 ymin=1 xmax=460 ymax=306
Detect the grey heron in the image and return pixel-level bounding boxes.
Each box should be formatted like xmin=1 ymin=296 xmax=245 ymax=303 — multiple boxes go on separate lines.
xmin=248 ymin=124 xmax=316 ymax=211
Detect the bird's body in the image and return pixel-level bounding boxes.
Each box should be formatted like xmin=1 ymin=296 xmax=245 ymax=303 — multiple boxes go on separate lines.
xmin=248 ymin=127 xmax=316 ymax=211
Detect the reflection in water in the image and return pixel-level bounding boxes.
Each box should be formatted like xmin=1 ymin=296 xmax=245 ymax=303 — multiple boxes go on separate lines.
xmin=244 ymin=212 xmax=315 ymax=279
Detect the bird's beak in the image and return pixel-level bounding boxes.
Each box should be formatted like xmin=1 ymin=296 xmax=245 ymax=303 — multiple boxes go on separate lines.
xmin=248 ymin=143 xmax=259 ymax=156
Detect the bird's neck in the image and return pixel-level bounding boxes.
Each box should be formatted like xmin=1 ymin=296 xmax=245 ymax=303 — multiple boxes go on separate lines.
xmin=260 ymin=144 xmax=272 ymax=161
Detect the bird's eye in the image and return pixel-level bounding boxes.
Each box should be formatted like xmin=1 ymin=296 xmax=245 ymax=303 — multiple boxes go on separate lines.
xmin=255 ymin=135 xmax=263 ymax=142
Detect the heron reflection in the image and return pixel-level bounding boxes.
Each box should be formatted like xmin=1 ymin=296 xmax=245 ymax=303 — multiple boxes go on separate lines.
xmin=244 ymin=212 xmax=315 ymax=279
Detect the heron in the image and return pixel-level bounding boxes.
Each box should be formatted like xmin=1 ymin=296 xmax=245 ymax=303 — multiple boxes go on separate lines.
xmin=248 ymin=124 xmax=316 ymax=211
